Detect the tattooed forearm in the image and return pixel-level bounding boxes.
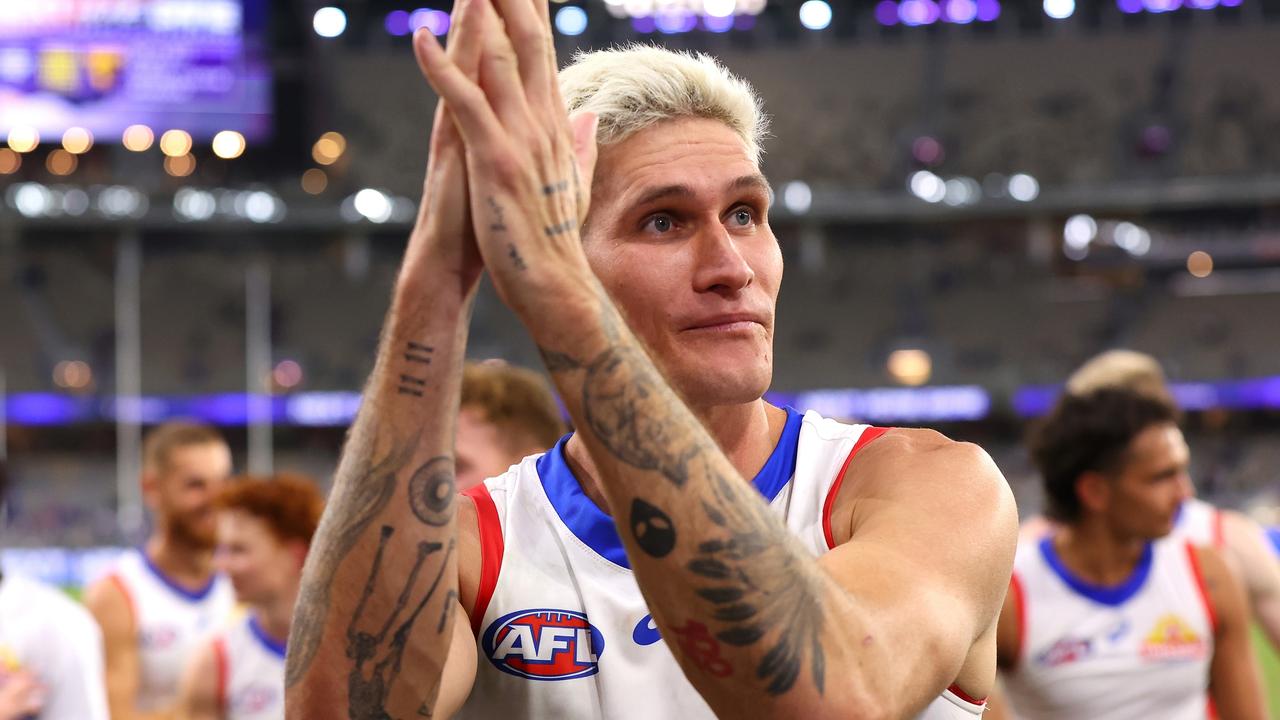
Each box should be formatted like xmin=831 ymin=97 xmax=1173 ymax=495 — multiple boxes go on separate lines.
xmin=286 ymin=443 xmax=408 ymax=688
xmin=537 ymin=292 xmax=830 ymax=701
xmin=346 ymin=523 xmax=457 ymax=720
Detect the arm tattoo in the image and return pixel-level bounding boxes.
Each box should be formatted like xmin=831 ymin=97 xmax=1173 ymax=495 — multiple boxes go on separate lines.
xmin=507 ymin=243 xmax=527 ymax=271
xmin=398 ymin=374 xmax=427 ymax=397
xmin=630 ymin=498 xmax=676 ymax=558
xmin=286 ymin=444 xmax=407 ymax=688
xmin=543 ymin=220 xmax=575 ymax=237
xmin=486 ymin=197 xmax=506 ymax=232
xmin=408 ymin=456 xmax=456 ymax=527
xmin=403 ymin=342 xmax=434 ymax=366
xmin=346 ymin=525 xmax=457 ymax=719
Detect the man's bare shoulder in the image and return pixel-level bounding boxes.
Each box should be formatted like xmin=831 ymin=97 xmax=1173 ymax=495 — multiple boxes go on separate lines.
xmin=846 ymin=427 xmax=1007 ymax=500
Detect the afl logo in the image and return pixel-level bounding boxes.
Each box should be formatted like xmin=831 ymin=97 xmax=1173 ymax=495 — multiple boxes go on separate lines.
xmin=482 ymin=609 xmax=605 ymax=681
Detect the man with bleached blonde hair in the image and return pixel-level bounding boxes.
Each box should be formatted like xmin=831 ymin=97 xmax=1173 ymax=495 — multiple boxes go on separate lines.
xmin=285 ymin=0 xmax=1017 ymax=717
xmin=1021 ymin=349 xmax=1280 ymax=654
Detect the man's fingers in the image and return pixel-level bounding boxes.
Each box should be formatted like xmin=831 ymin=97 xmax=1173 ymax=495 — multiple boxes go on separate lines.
xmin=478 ymin=16 xmax=535 ymax=130
xmin=491 ymin=0 xmax=556 ymax=105
xmin=414 ymin=28 xmax=503 ymax=149
xmin=449 ymin=0 xmax=488 ymax=78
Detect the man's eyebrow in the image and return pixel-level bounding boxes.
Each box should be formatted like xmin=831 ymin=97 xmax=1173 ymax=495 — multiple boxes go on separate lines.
xmin=625 ymin=174 xmax=772 ymax=211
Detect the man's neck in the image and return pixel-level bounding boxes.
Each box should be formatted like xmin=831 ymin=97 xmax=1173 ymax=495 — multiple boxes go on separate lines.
xmin=145 ymin=534 xmax=215 ymax=588
xmin=565 ymin=399 xmax=786 ymax=515
xmin=1054 ymin=520 xmax=1151 ymax=586
xmin=252 ymin=590 xmax=297 ymax=645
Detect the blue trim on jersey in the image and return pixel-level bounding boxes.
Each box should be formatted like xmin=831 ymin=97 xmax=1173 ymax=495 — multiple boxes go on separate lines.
xmin=1267 ymin=526 xmax=1280 ymax=556
xmin=140 ymin=549 xmax=218 ymax=602
xmin=248 ymin=614 xmax=288 ymax=659
xmin=1039 ymin=536 xmax=1154 ymax=607
xmin=537 ymin=406 xmax=804 ymax=570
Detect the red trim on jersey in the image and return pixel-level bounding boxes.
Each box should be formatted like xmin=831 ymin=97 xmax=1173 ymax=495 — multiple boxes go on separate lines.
xmin=946 ymin=682 xmax=987 ymax=705
xmin=107 ymin=573 xmax=137 ymax=628
xmin=212 ymin=636 xmax=229 ymax=714
xmin=822 ymin=426 xmax=891 ymax=549
xmin=1184 ymin=540 xmax=1218 ymax=633
xmin=1207 ymin=697 xmax=1219 ymax=719
xmin=1010 ymin=572 xmax=1027 ymax=668
xmin=464 ymin=483 xmax=504 ymax=636
xmin=1211 ymin=508 xmax=1225 ymax=548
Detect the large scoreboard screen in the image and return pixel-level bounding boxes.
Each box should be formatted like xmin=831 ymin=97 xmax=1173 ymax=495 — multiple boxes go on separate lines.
xmin=0 ymin=0 xmax=271 ymax=143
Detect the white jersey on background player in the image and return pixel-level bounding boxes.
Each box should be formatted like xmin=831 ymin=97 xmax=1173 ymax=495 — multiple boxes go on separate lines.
xmin=208 ymin=613 xmax=286 ymax=720
xmin=1000 ymin=535 xmax=1214 ymax=719
xmin=0 ymin=573 xmax=109 ymax=720
xmin=103 ymin=549 xmax=235 ymax=712
xmin=459 ymin=408 xmax=986 ymax=720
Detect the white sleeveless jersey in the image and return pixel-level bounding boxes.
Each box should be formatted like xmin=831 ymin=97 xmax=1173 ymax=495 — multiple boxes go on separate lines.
xmin=458 ymin=408 xmax=987 ymax=719
xmin=212 ymin=613 xmax=286 ymax=720
xmin=0 ymin=574 xmax=109 ymax=720
xmin=1173 ymin=497 xmax=1223 ymax=549
xmin=1001 ymin=535 xmax=1215 ymax=720
xmin=105 ymin=549 xmax=236 ymax=711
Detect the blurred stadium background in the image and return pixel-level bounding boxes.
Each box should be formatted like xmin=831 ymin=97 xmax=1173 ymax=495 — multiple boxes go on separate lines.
xmin=0 ymin=0 xmax=1278 ymax=709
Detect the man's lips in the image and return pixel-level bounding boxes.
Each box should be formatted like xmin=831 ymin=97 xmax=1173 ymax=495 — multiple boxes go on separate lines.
xmin=681 ymin=313 xmax=768 ymax=332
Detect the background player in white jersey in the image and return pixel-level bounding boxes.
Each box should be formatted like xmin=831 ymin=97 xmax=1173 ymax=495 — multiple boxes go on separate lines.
xmin=284 ymin=0 xmax=1017 ymax=717
xmin=989 ymin=389 xmax=1266 ymax=719
xmin=85 ymin=422 xmax=236 ymax=720
xmin=455 ymin=361 xmax=565 ymax=492
xmin=0 ymin=461 xmax=109 ymax=720
xmin=1018 ymin=349 xmax=1280 ymax=653
xmin=178 ymin=473 xmax=324 ymax=720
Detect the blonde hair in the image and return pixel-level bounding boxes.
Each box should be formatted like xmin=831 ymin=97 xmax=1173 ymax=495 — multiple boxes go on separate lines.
xmin=1066 ymin=349 xmax=1173 ymax=405
xmin=559 ymin=45 xmax=769 ymax=165
xmin=462 ymin=361 xmax=565 ymax=452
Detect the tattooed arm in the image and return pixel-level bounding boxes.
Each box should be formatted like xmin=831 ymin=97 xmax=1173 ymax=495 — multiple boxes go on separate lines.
xmin=284 ymin=5 xmax=489 ymax=719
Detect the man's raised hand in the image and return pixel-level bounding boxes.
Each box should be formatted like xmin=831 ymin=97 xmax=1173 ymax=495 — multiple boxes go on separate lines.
xmin=414 ymin=0 xmax=601 ymax=319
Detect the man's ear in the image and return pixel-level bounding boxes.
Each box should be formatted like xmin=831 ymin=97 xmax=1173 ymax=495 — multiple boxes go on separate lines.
xmin=1075 ymin=470 xmax=1111 ymax=516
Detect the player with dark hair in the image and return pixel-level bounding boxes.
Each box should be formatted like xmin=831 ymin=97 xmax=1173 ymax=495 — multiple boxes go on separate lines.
xmin=991 ymin=389 xmax=1266 ymax=719
xmin=178 ymin=473 xmax=325 ymax=720
xmin=86 ymin=421 xmax=236 ymax=720
xmin=456 ymin=361 xmax=565 ymax=491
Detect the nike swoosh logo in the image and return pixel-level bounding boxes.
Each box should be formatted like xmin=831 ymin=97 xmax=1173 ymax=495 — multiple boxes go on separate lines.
xmin=632 ymin=614 xmax=662 ymax=646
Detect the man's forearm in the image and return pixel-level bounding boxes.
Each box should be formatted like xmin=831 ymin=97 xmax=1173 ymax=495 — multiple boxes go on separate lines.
xmin=285 ymin=261 xmax=473 ymax=719
xmin=535 ymin=286 xmax=877 ymax=716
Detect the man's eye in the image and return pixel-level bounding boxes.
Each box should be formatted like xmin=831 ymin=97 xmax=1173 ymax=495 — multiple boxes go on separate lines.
xmin=645 ymin=215 xmax=674 ymax=233
xmin=732 ymin=209 xmax=753 ymax=226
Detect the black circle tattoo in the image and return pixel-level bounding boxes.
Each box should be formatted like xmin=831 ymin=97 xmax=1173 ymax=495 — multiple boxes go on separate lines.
xmin=409 ymin=456 xmax=455 ymax=527
xmin=630 ymin=498 xmax=676 ymax=558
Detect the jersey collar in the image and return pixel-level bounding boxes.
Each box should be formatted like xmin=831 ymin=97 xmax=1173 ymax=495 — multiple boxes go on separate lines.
xmin=1039 ymin=536 xmax=1154 ymax=606
xmin=140 ymin=550 xmax=219 ymax=602
xmin=537 ymin=406 xmax=803 ymax=570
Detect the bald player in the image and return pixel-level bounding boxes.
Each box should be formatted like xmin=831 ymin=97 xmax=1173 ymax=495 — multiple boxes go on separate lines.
xmin=1020 ymin=349 xmax=1280 ymax=653
xmin=86 ymin=422 xmax=237 ymax=720
xmin=456 ymin=361 xmax=565 ymax=491
xmin=285 ymin=1 xmax=1017 ymax=718
xmin=178 ymin=473 xmax=325 ymax=720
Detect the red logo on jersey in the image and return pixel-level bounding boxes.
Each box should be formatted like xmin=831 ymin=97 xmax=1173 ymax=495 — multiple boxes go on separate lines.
xmin=482 ymin=609 xmax=605 ymax=681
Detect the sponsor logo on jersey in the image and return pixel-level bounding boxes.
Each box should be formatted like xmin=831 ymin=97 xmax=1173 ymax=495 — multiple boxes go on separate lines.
xmin=1035 ymin=637 xmax=1092 ymax=667
xmin=1139 ymin=614 xmax=1207 ymax=661
xmin=482 ymin=609 xmax=605 ymax=681
xmin=231 ymin=685 xmax=280 ymax=714
xmin=632 ymin=614 xmax=662 ymax=646
xmin=140 ymin=625 xmax=179 ymax=650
